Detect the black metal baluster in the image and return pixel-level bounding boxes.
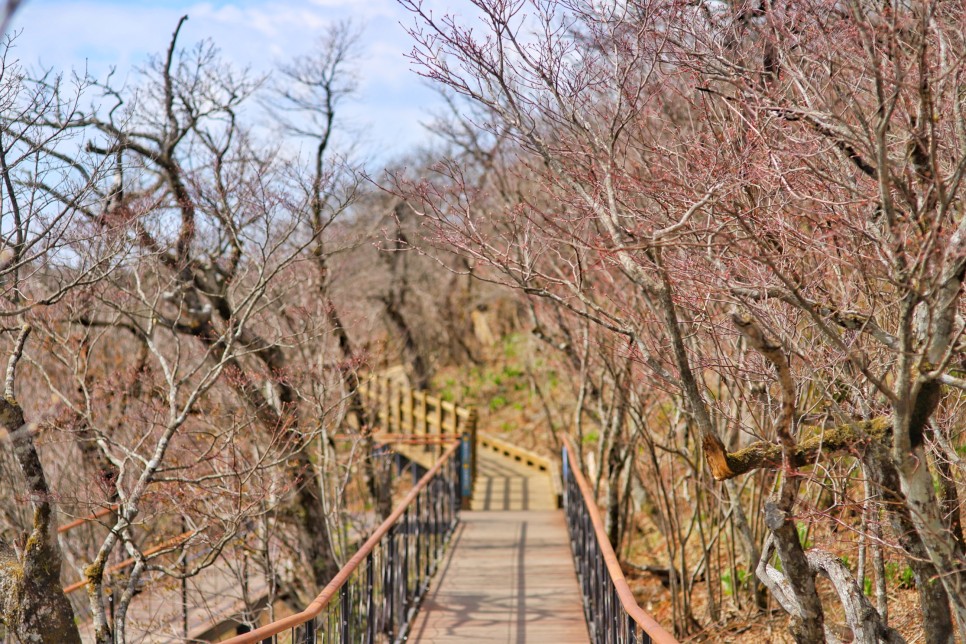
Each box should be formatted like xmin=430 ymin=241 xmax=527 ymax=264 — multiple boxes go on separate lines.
xmin=386 ymin=526 xmax=396 ymax=640
xmin=340 ymin=583 xmax=350 ymax=644
xmin=609 ymin=582 xmax=618 ymax=644
xmin=403 ymin=506 xmax=411 ymax=613
xmin=366 ymin=552 xmax=375 ymax=644
xmin=414 ymin=492 xmax=422 ymax=593
xmin=302 ymin=616 xmax=316 ymax=644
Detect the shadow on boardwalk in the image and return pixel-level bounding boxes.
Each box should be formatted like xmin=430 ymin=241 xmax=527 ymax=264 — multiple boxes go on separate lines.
xmin=408 ymin=511 xmax=589 ymax=643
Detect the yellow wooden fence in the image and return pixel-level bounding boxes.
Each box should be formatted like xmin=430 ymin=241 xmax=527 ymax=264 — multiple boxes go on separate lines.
xmin=359 ymin=374 xmax=478 ymax=505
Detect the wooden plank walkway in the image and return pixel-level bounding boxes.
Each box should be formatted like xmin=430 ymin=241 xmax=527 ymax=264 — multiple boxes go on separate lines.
xmin=408 ymin=510 xmax=589 ymax=643
xmin=471 ymin=441 xmax=557 ymax=511
xmin=385 ymin=435 xmax=559 ymax=511
xmin=409 ymin=446 xmax=588 ymax=643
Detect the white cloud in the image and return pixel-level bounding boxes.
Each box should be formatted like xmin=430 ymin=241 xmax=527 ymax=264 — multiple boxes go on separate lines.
xmin=8 ymin=0 xmax=471 ymax=163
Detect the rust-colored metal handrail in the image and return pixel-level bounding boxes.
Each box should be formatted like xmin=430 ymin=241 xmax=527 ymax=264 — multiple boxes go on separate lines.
xmin=63 ymin=530 xmax=197 ymax=594
xmin=58 ymin=504 xmax=118 ymax=534
xmin=562 ymin=435 xmax=678 ymax=644
xmin=221 ymin=440 xmax=462 ymax=644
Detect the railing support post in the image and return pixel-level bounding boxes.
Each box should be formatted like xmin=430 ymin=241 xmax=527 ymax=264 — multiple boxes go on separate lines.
xmin=562 ymin=443 xmax=569 ymax=509
xmin=365 ymin=552 xmax=375 ymax=644
xmin=460 ymin=408 xmax=477 ymax=510
xmin=302 ymin=617 xmax=316 ymax=644
xmin=340 ymin=585 xmax=350 ymax=644
xmin=380 ymin=376 xmax=390 ymax=430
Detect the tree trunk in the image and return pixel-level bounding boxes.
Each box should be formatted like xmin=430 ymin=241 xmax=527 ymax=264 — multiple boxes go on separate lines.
xmin=606 ymin=442 xmax=623 ymax=550
xmin=862 ymin=443 xmax=955 ymax=644
xmin=1 ymin=378 xmax=82 ymax=644
xmin=292 ymin=451 xmax=341 ymax=587
xmin=381 ymin=294 xmax=431 ymax=391
xmin=761 ymin=497 xmax=826 ymax=644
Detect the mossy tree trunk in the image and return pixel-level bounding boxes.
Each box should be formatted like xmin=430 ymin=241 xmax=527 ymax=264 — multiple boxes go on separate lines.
xmin=0 ymin=327 xmax=81 ymax=644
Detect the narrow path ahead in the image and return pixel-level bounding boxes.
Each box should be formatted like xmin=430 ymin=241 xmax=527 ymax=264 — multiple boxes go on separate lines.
xmin=470 ymin=442 xmax=557 ymax=511
xmin=409 ymin=511 xmax=589 ymax=643
xmin=409 ymin=445 xmax=588 ymax=643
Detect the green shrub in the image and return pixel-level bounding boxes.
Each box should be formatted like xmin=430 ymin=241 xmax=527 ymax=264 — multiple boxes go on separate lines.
xmin=489 ymin=395 xmax=508 ymax=411
xmin=885 ymin=562 xmax=916 ymax=589
xmin=722 ymin=567 xmax=750 ymax=596
xmin=796 ymin=522 xmax=812 ymax=549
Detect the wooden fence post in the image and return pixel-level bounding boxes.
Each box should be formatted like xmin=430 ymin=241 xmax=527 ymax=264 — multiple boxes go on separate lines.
xmin=418 ymin=391 xmax=428 ymax=438
xmin=435 ymin=401 xmax=443 ymax=441
xmin=380 ymin=376 xmax=390 ymax=431
xmin=392 ymin=380 xmax=402 ymax=434
xmin=405 ymin=387 xmax=415 ymax=433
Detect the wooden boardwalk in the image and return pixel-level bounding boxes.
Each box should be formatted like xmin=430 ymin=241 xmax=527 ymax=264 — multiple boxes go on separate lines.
xmin=471 ymin=438 xmax=558 ymax=511
xmin=409 ymin=447 xmax=589 ymax=643
xmin=409 ymin=511 xmax=589 ymax=643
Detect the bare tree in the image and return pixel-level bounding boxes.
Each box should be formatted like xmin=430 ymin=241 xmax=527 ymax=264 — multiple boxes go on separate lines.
xmin=395 ymin=1 xmax=966 ymax=641
xmin=0 ymin=326 xmax=81 ymax=643
xmin=0 ymin=34 xmax=117 ymax=642
xmin=0 ymin=16 xmax=379 ymax=641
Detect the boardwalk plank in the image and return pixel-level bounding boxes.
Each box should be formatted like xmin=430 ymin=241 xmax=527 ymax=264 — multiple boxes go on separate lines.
xmin=471 ymin=448 xmax=558 ymax=511
xmin=409 ymin=510 xmax=589 ymax=643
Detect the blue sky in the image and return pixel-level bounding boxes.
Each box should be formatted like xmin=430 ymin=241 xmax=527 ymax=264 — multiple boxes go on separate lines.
xmin=9 ymin=0 xmax=463 ymax=165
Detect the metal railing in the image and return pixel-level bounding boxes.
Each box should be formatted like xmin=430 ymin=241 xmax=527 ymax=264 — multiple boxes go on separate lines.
xmin=562 ymin=436 xmax=678 ymax=644
xmin=221 ymin=440 xmax=462 ymax=644
xmin=359 ymin=374 xmax=477 ymax=508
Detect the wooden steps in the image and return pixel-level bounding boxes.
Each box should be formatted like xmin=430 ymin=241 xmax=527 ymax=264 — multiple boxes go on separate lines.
xmin=470 ymin=448 xmax=557 ymax=511
xmin=375 ymin=431 xmax=560 ymax=512
xmin=384 ymin=441 xmax=449 ymax=472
